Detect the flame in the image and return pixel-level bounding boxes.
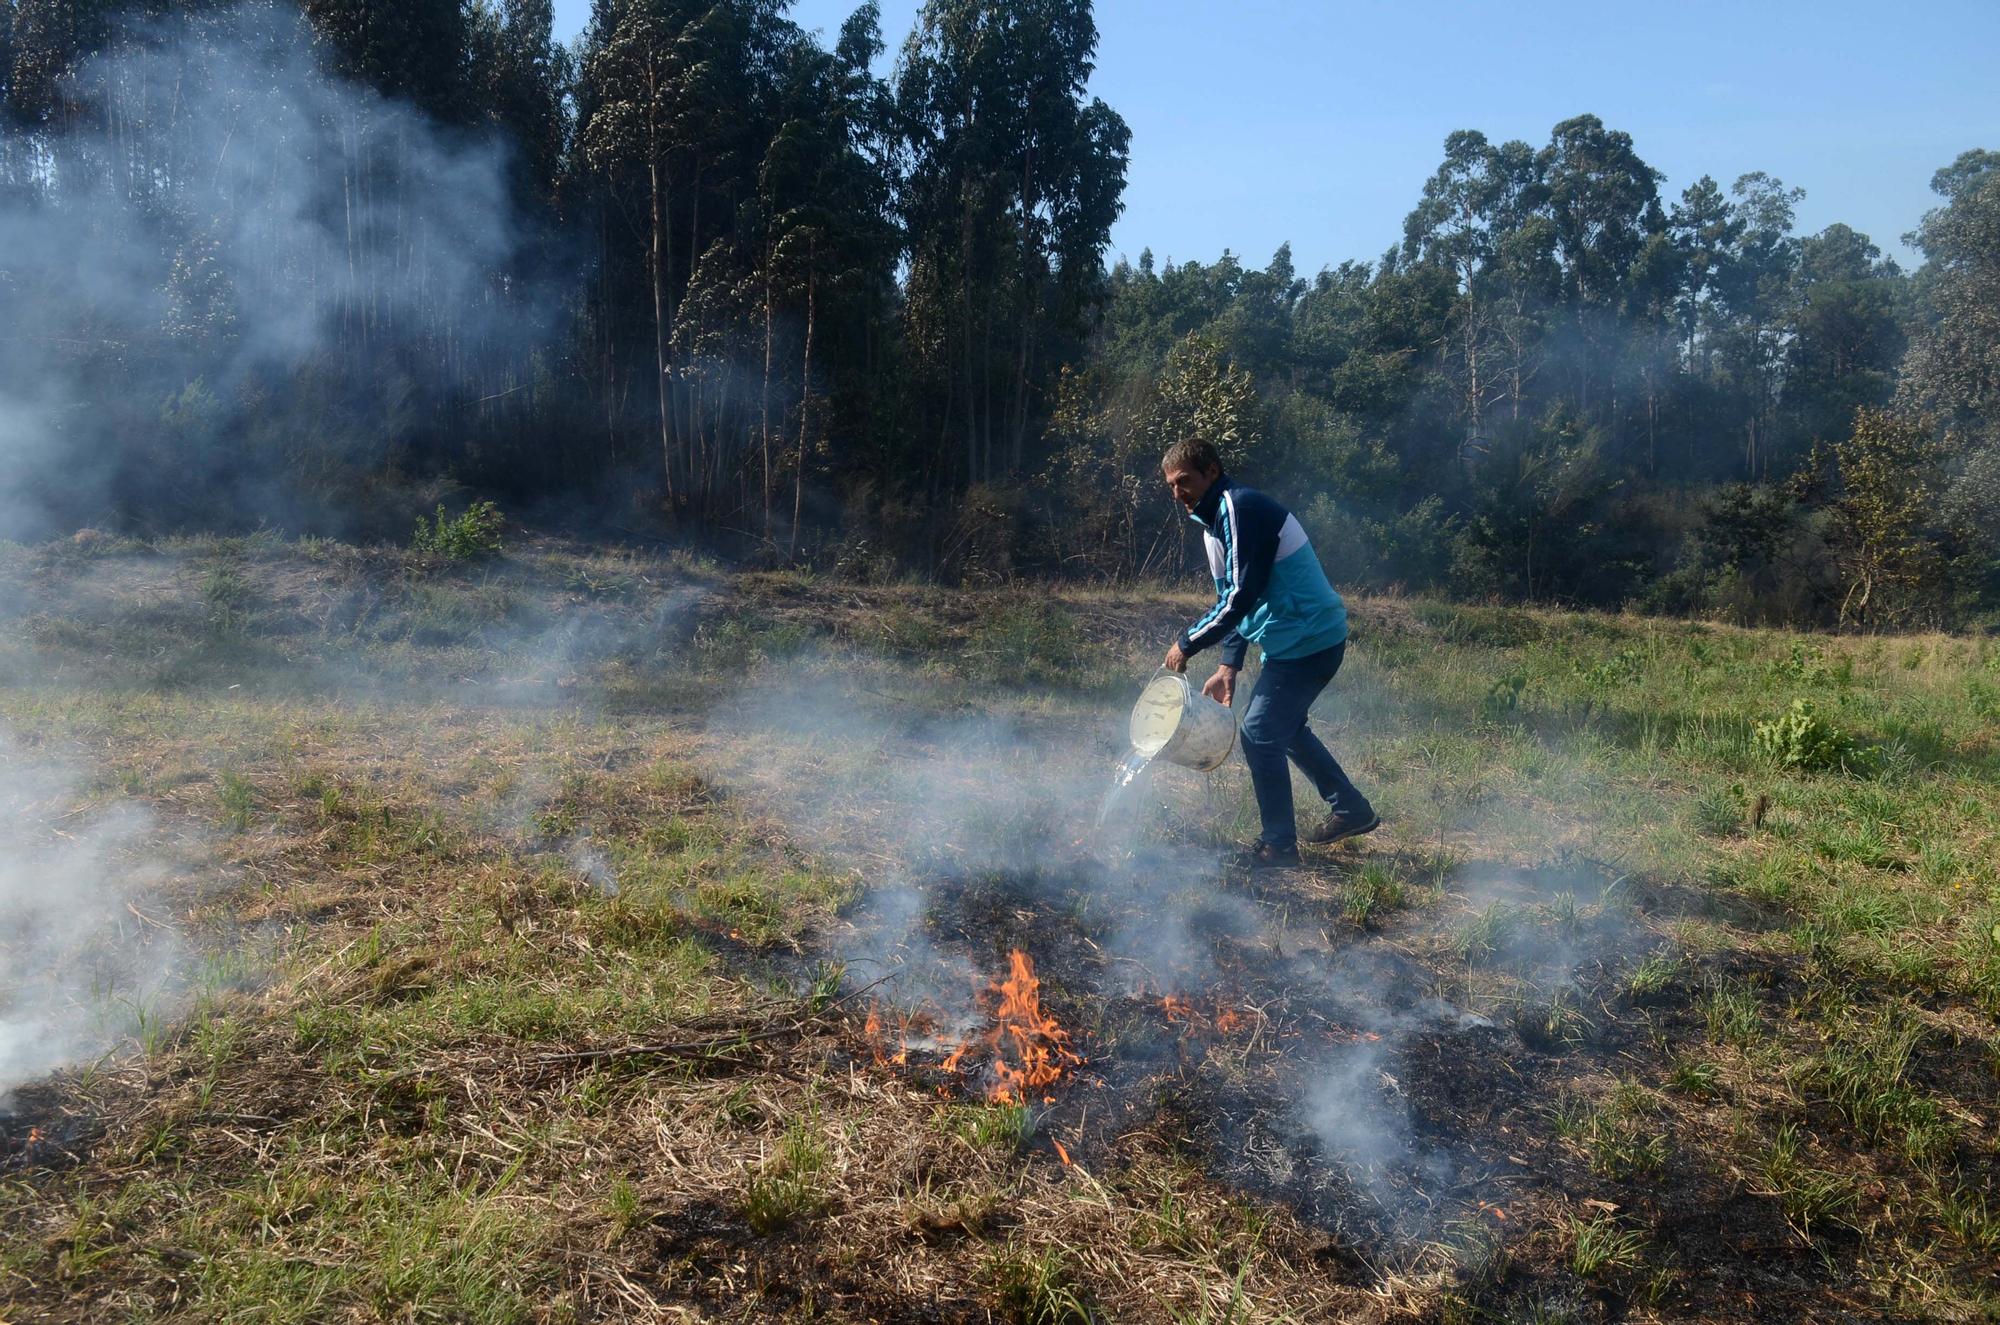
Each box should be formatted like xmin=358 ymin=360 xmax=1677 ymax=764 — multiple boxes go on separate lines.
xmin=862 ymin=1001 xmax=909 ymax=1067
xmin=1052 ymin=1139 xmax=1072 ymax=1166
xmin=939 ymin=950 xmax=1080 ymax=1104
xmin=24 ymin=1127 xmax=43 ymax=1146
xmin=1159 ymin=993 xmax=1252 ymax=1036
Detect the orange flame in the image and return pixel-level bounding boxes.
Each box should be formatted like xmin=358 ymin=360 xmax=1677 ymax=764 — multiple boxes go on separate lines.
xmin=862 ymin=1001 xmax=909 ymax=1067
xmin=941 ymin=950 xmax=1080 ymax=1104
xmin=1160 ymin=993 xmax=1252 ymax=1036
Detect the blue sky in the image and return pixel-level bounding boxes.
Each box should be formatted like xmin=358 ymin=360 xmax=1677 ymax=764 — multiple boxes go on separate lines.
xmin=550 ymin=0 xmax=2000 ymax=273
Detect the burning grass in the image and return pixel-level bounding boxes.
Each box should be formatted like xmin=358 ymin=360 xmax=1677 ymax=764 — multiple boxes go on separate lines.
xmin=2 ymin=538 xmax=1998 ymax=1321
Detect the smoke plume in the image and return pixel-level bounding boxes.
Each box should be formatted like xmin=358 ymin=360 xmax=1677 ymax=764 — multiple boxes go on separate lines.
xmin=0 ymin=727 xmax=177 ymax=1106
xmin=0 ymin=3 xmax=548 ymax=542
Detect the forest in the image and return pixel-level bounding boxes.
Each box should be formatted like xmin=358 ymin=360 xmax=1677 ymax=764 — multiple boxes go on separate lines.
xmin=2 ymin=0 xmax=1996 ymax=628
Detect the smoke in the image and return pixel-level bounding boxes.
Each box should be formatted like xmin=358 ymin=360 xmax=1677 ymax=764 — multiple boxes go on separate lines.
xmin=0 ymin=3 xmax=551 ymax=542
xmin=0 ymin=727 xmax=178 ymax=1107
xmin=694 ymin=644 xmax=1655 ymax=1253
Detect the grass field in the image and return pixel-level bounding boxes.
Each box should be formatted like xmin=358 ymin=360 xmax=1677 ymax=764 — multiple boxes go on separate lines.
xmin=1 ymin=533 xmax=1996 ymax=1323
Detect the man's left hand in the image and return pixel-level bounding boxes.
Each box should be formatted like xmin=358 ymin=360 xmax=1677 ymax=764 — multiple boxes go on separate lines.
xmin=1163 ymin=641 xmax=1188 ymax=673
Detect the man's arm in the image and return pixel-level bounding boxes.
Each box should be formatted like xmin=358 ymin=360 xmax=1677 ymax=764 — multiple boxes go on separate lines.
xmin=1176 ymin=490 xmax=1279 ymax=661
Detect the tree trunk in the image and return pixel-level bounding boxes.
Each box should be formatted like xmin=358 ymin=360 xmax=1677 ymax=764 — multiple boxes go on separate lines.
xmin=650 ymin=154 xmax=677 ymax=508
xmin=790 ymin=244 xmax=817 ymax=560
xmin=760 ymin=252 xmax=774 ymax=542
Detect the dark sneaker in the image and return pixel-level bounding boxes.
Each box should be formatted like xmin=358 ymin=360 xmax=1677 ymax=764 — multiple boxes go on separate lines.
xmin=1303 ymin=808 xmax=1380 ymax=846
xmin=1229 ymin=841 xmax=1300 ymax=870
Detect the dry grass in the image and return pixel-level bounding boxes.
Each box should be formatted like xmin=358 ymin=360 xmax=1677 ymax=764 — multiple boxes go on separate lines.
xmin=2 ymin=537 xmax=1997 ymax=1323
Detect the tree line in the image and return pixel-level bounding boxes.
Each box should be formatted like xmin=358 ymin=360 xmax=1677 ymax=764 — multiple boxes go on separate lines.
xmin=2 ymin=0 xmax=1994 ymax=627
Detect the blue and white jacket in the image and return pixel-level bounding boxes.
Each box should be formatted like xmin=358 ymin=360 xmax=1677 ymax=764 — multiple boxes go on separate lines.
xmin=1176 ymin=475 xmax=1348 ymax=669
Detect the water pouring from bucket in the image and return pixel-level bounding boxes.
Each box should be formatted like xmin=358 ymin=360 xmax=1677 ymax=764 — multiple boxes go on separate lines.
xmin=1097 ymin=670 xmax=1238 ymax=828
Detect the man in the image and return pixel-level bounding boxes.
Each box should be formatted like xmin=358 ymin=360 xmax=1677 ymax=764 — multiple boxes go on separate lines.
xmin=1160 ymin=439 xmax=1378 ymax=866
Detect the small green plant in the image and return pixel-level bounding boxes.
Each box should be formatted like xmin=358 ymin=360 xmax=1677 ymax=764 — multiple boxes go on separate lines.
xmin=201 ymin=560 xmax=254 ymax=633
xmin=1691 ymin=784 xmax=1745 ymax=836
xmin=958 ymin=1101 xmax=1033 ymax=1153
xmin=411 ymin=500 xmax=504 ymax=562
xmin=989 ymin=1244 xmax=1092 ymax=1324
xmin=1551 ymin=1081 xmax=1669 ymax=1179
xmin=1761 ymin=1121 xmax=1856 ymax=1237
xmin=743 ymin=1114 xmax=829 ymax=1234
xmin=1791 ymin=1011 xmax=1958 ymax=1167
xmin=1479 ymin=669 xmax=1528 ymax=721
xmin=217 ymin=771 xmax=256 ymax=831
xmin=604 ymin=1177 xmax=643 ymax=1242
xmin=1700 ymin=978 xmax=1764 ymax=1047
xmin=1451 ymin=902 xmax=1519 ymax=965
xmin=1666 ymin=1055 xmax=1720 ymax=1097
xmin=1625 ymin=952 xmax=1683 ymax=1000
xmin=1568 ymin=1213 xmax=1646 ymax=1278
xmin=1934 ymin=1184 xmax=2000 ymax=1257
xmin=1753 ymin=699 xmax=1865 ymax=774
xmin=1344 ymin=861 xmax=1405 ymax=927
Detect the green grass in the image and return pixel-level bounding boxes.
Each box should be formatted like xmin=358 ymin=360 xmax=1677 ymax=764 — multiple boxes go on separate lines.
xmin=5 ymin=543 xmax=2000 ymax=1322
xmin=1551 ymin=1078 xmax=1671 ymax=1180
xmin=1568 ymin=1213 xmax=1648 ymax=1279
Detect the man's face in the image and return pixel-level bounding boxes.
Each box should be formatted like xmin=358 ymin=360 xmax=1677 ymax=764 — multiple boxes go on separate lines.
xmin=1163 ymin=461 xmax=1221 ymax=512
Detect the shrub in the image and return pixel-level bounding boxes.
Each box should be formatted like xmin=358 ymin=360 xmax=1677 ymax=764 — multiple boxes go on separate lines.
xmin=1753 ymin=699 xmax=1865 ymax=773
xmin=411 ymin=500 xmax=504 ymax=562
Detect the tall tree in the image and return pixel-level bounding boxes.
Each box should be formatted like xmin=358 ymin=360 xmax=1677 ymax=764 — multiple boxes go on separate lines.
xmin=895 ymin=0 xmax=1127 ymax=487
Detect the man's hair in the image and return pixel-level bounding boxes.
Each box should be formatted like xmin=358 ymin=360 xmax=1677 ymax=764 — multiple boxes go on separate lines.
xmin=1161 ymin=438 xmax=1222 ymax=475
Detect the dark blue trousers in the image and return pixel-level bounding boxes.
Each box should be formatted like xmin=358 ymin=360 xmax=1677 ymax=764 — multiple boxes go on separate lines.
xmin=1238 ymin=641 xmax=1371 ymax=850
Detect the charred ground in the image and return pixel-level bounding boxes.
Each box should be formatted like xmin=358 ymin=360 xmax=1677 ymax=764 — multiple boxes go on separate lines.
xmin=1 ymin=534 xmax=1996 ymax=1323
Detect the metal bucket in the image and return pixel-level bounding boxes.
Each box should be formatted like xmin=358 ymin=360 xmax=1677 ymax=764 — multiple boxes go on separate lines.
xmin=1128 ymin=671 xmax=1237 ymax=771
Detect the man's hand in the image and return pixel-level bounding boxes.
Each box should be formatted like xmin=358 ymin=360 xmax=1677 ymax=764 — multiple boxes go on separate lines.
xmin=1201 ymin=665 xmax=1238 ymax=707
xmin=1163 ymin=641 xmax=1188 ymax=673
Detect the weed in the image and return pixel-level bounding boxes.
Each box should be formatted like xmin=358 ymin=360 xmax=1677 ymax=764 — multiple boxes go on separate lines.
xmin=604 ymin=1178 xmax=642 ymax=1242
xmin=962 ymin=600 xmax=1087 ymax=687
xmin=1692 ymin=784 xmax=1745 ymax=836
xmin=1700 ymin=979 xmax=1764 ymax=1047
xmin=989 ymin=1244 xmax=1092 ymax=1324
xmin=1451 ymin=902 xmax=1519 ymax=965
xmin=1168 ymin=1269 xmax=1255 ymax=1325
xmin=1344 ymin=861 xmax=1405 ymax=927
xmin=202 ymin=561 xmax=255 ymax=634
xmin=1754 ymin=699 xmax=1867 ymax=774
xmin=1625 ymin=952 xmax=1683 ymax=1000
xmin=743 ymin=1113 xmax=829 ymax=1234
xmin=1666 ymin=1055 xmax=1720 ymax=1098
xmin=1791 ymin=1011 xmax=1959 ymax=1167
xmin=1933 ymin=1185 xmax=2000 ymax=1257
xmin=1551 ymin=1081 xmax=1668 ymax=1179
xmin=217 ymin=771 xmax=256 ymax=831
xmin=956 ymin=1102 xmax=1033 ymax=1154
xmin=411 ymin=501 xmax=504 ymax=563
xmin=1761 ymin=1121 xmax=1857 ymax=1238
xmin=1569 ymin=1213 xmax=1647 ymax=1278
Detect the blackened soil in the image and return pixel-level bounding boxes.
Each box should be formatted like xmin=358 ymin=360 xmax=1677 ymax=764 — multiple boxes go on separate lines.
xmin=855 ymin=855 xmax=1885 ymax=1320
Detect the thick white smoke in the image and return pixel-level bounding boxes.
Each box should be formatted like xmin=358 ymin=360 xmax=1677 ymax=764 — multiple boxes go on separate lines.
xmin=0 ymin=3 xmax=540 ymax=540
xmin=0 ymin=726 xmax=176 ymax=1106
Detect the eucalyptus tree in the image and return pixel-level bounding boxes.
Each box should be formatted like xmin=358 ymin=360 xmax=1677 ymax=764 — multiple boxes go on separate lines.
xmin=1402 ymin=130 xmax=1545 ymax=438
xmin=895 ymin=0 xmax=1127 ymax=489
xmin=1899 ymin=149 xmax=2000 ymax=445
xmin=1535 ymin=115 xmax=1665 ymax=432
xmin=1782 ymin=223 xmax=1904 ymax=459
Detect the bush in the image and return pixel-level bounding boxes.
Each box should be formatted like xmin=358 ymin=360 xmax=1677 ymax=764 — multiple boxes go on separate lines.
xmin=411 ymin=500 xmax=504 ymax=562
xmin=1754 ymin=699 xmax=1866 ymax=773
